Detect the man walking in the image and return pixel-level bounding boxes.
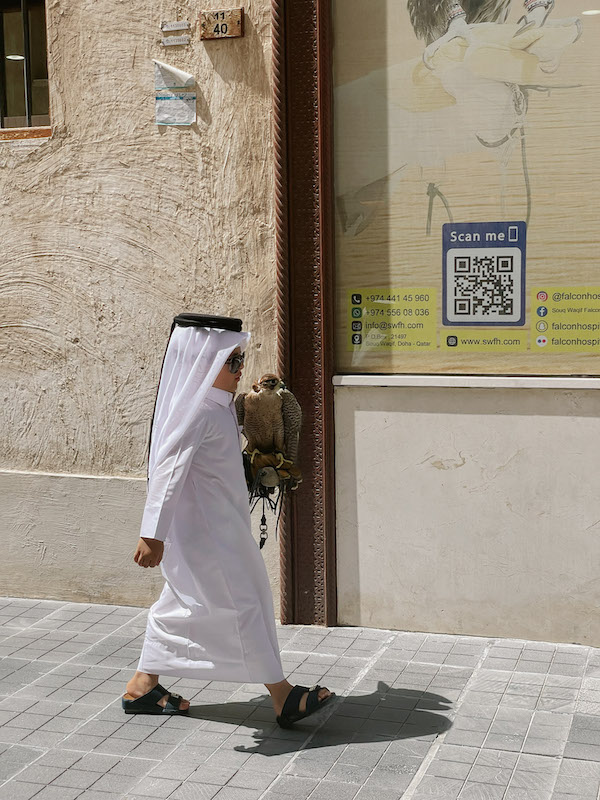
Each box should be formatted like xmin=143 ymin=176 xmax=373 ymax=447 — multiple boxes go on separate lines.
xmin=122 ymin=314 xmax=332 ymax=728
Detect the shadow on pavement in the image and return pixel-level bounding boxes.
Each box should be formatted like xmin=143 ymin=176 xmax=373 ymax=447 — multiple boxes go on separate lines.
xmin=186 ymin=681 xmax=453 ymax=756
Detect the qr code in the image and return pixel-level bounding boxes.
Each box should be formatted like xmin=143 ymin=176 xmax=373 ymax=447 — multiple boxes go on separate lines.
xmin=445 ymin=247 xmax=523 ymax=324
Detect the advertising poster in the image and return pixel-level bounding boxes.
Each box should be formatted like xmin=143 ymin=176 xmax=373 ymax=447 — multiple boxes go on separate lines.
xmin=334 ymin=1 xmax=600 ymax=374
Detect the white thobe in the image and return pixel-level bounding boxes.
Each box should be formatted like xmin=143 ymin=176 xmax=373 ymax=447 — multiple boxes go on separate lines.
xmin=138 ymin=387 xmax=285 ymax=684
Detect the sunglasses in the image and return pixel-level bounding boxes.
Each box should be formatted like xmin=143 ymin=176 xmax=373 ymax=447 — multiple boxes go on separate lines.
xmin=225 ymin=352 xmax=245 ymax=374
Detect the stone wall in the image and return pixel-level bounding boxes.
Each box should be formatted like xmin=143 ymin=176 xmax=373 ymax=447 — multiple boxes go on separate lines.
xmin=0 ymin=0 xmax=280 ymax=612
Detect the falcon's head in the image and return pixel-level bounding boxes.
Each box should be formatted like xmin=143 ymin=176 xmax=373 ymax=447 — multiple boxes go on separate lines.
xmin=254 ymin=374 xmax=283 ymax=392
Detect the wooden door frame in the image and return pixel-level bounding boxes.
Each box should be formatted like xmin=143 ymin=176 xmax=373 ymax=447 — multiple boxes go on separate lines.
xmin=272 ymin=0 xmax=337 ymax=626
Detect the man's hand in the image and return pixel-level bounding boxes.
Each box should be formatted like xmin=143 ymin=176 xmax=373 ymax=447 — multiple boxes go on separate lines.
xmin=423 ymin=15 xmax=471 ymax=70
xmin=134 ymin=538 xmax=164 ymax=568
xmin=516 ymin=0 xmax=554 ymax=33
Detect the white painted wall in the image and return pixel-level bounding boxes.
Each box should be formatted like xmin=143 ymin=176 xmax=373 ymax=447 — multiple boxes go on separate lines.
xmin=0 ymin=0 xmax=280 ymax=611
xmin=1 ymin=471 xmax=159 ymax=606
xmin=335 ymin=385 xmax=600 ymax=646
xmin=0 ymin=470 xmax=280 ymax=614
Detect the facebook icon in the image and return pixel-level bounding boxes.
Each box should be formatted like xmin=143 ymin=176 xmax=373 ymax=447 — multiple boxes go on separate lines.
xmin=536 ymin=306 xmax=548 ymax=317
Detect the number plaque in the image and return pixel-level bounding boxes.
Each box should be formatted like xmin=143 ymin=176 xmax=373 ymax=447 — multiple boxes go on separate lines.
xmin=200 ymin=8 xmax=244 ymax=39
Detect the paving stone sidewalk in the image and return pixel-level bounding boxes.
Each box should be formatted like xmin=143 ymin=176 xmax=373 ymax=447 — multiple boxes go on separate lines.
xmin=1 ymin=598 xmax=600 ymax=800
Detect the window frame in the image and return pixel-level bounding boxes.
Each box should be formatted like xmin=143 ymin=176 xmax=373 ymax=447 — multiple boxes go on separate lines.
xmin=0 ymin=0 xmax=50 ymax=139
xmin=272 ymin=0 xmax=337 ymax=625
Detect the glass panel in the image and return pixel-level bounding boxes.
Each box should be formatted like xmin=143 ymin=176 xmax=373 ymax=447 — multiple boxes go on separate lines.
xmin=28 ymin=2 xmax=49 ymax=121
xmin=333 ymin=1 xmax=600 ymax=376
xmin=1 ymin=1 xmax=49 ymax=128
xmin=3 ymin=9 xmax=26 ymax=127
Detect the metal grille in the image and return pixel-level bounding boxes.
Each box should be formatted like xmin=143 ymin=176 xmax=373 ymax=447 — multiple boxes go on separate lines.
xmin=0 ymin=0 xmax=49 ymax=129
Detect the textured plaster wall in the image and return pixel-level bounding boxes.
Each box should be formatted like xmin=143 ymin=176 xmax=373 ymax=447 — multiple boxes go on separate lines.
xmin=335 ymin=386 xmax=600 ymax=646
xmin=0 ymin=0 xmax=280 ymax=609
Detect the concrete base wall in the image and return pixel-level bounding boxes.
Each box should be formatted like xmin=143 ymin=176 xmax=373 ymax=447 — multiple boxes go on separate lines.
xmin=1 ymin=470 xmax=280 ymax=617
xmin=335 ymin=386 xmax=600 ymax=646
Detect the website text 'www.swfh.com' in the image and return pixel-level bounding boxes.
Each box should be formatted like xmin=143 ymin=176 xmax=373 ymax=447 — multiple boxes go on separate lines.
xmin=446 ymin=335 xmax=523 ymax=347
xmin=442 ymin=330 xmax=529 ymax=351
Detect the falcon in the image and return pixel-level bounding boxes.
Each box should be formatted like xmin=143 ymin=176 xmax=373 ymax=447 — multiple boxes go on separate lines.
xmin=236 ymin=375 xmax=303 ymax=545
xmin=235 ymin=374 xmax=302 ymax=466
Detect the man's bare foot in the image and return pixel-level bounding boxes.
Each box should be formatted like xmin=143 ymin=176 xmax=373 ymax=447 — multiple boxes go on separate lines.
xmin=124 ymin=671 xmax=190 ymax=712
xmin=266 ymin=679 xmax=333 ymax=717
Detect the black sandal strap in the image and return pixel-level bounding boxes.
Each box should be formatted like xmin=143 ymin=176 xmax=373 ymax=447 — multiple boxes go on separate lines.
xmin=125 ymin=685 xmax=166 ymax=711
xmin=164 ymin=692 xmax=183 ymax=712
xmin=280 ymin=685 xmax=310 ymax=719
xmin=276 ymin=684 xmax=334 ymax=729
xmin=151 ymin=683 xmax=181 ymax=710
xmin=305 ymin=685 xmax=323 ymax=714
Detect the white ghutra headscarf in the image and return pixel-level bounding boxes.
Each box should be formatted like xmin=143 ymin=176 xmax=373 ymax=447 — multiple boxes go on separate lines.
xmin=140 ymin=315 xmax=250 ymax=542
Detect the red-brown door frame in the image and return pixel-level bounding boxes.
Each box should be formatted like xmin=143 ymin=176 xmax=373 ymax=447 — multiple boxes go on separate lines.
xmin=272 ymin=0 xmax=337 ymax=626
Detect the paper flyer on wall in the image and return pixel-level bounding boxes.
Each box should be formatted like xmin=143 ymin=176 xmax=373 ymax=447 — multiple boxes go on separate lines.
xmin=153 ymin=59 xmax=196 ymax=126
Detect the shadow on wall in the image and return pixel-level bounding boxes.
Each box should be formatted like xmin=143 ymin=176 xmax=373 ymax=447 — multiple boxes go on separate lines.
xmin=202 ymin=14 xmax=270 ymax=97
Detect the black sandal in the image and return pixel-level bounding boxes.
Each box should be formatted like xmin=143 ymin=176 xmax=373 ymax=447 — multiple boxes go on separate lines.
xmin=122 ymin=683 xmax=189 ymax=716
xmin=276 ymin=684 xmax=334 ymax=729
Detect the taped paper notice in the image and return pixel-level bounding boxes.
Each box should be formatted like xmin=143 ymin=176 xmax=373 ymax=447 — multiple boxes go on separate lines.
xmin=153 ymin=59 xmax=196 ymax=126
xmin=155 ymin=91 xmax=196 ymax=125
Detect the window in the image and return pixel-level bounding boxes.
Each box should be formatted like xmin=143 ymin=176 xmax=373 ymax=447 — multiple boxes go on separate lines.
xmin=1 ymin=0 xmax=49 ymax=130
xmin=333 ymin=1 xmax=600 ymax=376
